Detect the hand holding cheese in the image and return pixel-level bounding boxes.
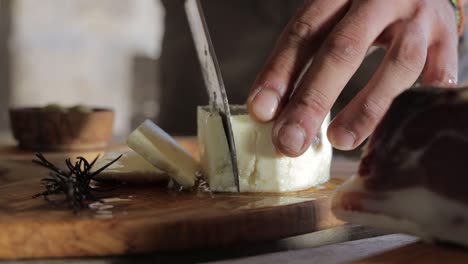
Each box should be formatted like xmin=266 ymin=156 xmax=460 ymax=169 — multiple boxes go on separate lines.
xmin=198 ymin=105 xmax=332 ymax=192
xmin=247 ymin=0 xmax=460 ymax=155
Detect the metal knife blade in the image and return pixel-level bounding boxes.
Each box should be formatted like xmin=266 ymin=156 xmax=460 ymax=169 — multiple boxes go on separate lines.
xmin=184 ymin=0 xmax=240 ymax=192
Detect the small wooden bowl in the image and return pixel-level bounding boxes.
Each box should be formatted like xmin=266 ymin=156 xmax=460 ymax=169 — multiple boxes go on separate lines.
xmin=9 ymin=107 xmax=114 ymax=151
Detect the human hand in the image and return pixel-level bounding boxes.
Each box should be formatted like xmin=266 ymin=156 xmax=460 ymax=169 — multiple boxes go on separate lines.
xmin=247 ymin=0 xmax=461 ymax=157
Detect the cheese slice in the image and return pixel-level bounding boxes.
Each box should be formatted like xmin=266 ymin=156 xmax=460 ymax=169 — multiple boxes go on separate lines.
xmin=198 ymin=105 xmax=332 ymax=192
xmin=127 ymin=120 xmax=199 ymax=187
xmin=93 ymin=151 xmax=168 ymax=183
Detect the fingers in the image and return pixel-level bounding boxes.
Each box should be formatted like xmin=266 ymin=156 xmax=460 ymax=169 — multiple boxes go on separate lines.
xmin=421 ymin=39 xmax=458 ymax=87
xmin=272 ymin=0 xmax=406 ymax=157
xmin=421 ymin=0 xmax=459 ymax=87
xmin=328 ymin=17 xmax=430 ymax=150
xmin=247 ymin=0 xmax=349 ymax=122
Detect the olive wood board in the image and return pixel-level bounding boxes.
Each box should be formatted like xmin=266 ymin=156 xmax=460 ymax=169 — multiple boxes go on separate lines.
xmin=0 ymin=138 xmax=356 ymax=259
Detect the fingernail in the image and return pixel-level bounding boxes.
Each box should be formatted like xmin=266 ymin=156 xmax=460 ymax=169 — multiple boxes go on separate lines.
xmin=277 ymin=123 xmax=305 ymax=155
xmin=330 ymin=126 xmax=356 ymax=150
xmin=448 ymin=77 xmax=457 ymax=87
xmin=247 ymin=86 xmax=262 ymax=104
xmin=250 ymin=89 xmax=279 ymax=121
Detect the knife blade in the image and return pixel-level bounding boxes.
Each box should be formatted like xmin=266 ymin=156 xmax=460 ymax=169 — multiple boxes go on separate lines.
xmin=184 ymin=0 xmax=240 ymax=192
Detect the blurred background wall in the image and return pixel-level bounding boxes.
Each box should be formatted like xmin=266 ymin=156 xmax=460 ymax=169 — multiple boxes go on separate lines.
xmin=1 ymin=0 xmax=164 ymax=136
xmin=0 ymin=0 xmax=301 ymax=138
xmin=0 ymin=0 xmax=11 ymax=132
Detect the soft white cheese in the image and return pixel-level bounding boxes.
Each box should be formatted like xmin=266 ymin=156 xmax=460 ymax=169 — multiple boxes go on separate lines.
xmin=93 ymin=151 xmax=168 ymax=183
xmin=198 ymin=105 xmax=332 ymax=192
xmin=127 ymin=120 xmax=199 ymax=187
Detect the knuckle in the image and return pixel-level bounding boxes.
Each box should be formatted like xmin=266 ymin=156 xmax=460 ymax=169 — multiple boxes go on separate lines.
xmin=415 ymin=0 xmax=430 ymax=12
xmin=392 ymin=33 xmax=426 ymax=75
xmin=393 ymin=24 xmax=427 ymax=74
xmin=287 ymin=18 xmax=317 ymax=47
xmin=359 ymin=97 xmax=388 ymax=124
xmin=295 ymin=89 xmax=330 ymax=117
xmin=266 ymin=52 xmax=296 ymax=77
xmin=325 ymin=32 xmax=364 ymax=65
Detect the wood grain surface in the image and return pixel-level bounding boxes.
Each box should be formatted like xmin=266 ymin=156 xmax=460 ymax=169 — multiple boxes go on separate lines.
xmin=0 ymin=138 xmax=356 ymax=259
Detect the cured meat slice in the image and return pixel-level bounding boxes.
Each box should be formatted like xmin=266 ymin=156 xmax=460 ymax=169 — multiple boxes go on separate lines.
xmin=332 ymin=86 xmax=468 ymax=247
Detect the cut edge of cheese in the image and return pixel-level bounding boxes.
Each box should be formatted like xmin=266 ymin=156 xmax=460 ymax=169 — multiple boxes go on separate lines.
xmin=127 ymin=119 xmax=199 ymax=187
xmin=92 ymin=151 xmax=168 ymax=183
xmin=331 ymin=174 xmax=468 ymax=247
xmin=198 ymin=105 xmax=333 ymax=193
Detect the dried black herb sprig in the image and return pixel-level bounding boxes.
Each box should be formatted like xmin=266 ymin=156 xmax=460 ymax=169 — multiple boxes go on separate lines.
xmin=32 ymin=152 xmax=122 ymax=213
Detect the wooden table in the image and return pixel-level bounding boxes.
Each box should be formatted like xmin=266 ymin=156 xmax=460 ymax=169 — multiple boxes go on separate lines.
xmin=0 ymin=137 xmax=356 ymax=259
xmin=1 ymin=135 xmax=468 ymax=263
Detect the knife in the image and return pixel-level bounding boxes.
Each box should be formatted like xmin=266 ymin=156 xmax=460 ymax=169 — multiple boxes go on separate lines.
xmin=184 ymin=0 xmax=240 ymax=192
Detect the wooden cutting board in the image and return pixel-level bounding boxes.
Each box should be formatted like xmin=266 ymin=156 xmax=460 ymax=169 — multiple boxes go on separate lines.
xmin=0 ymin=138 xmax=356 ymax=259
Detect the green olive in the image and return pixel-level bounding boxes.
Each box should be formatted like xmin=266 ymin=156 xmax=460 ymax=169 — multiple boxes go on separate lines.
xmin=42 ymin=103 xmax=67 ymax=112
xmin=69 ymin=105 xmax=93 ymax=113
